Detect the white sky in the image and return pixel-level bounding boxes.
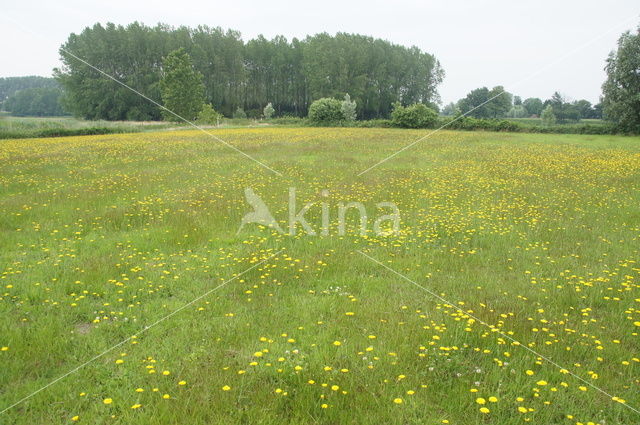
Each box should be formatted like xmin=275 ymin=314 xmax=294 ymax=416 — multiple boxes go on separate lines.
xmin=1 ymin=0 xmax=638 ymax=105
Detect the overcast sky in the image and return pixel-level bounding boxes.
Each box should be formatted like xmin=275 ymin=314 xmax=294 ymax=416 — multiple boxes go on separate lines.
xmin=1 ymin=1 xmax=638 ymax=105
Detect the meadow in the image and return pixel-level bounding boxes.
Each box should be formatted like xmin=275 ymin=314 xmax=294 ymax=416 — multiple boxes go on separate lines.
xmin=0 ymin=116 xmax=180 ymax=139
xmin=0 ymin=116 xmax=290 ymax=139
xmin=1 ymin=127 xmax=639 ymax=424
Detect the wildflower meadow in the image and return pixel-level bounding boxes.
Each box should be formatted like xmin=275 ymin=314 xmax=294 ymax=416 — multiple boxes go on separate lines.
xmin=1 ymin=127 xmax=639 ymax=424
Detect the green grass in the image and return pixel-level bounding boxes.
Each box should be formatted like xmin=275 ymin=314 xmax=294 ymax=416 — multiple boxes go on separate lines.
xmin=0 ymin=116 xmax=303 ymax=139
xmin=0 ymin=127 xmax=639 ymax=424
xmin=0 ymin=116 xmax=182 ymax=139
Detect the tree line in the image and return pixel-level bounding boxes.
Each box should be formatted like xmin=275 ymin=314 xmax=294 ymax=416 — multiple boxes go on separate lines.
xmin=0 ymin=76 xmax=58 ymax=104
xmin=442 ymin=88 xmax=602 ymax=122
xmin=0 ymin=76 xmax=66 ymax=116
xmin=54 ymin=22 xmax=443 ymax=120
xmin=4 ymin=87 xmax=66 ymax=117
xmin=3 ymin=23 xmax=638 ymax=133
xmin=438 ymin=24 xmax=640 ymax=132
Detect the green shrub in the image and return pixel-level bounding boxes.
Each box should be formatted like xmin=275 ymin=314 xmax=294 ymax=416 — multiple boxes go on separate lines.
xmin=196 ymin=104 xmax=220 ymax=125
xmin=263 ymin=103 xmax=275 ymax=119
xmin=341 ymin=94 xmax=357 ymax=121
xmin=390 ymin=102 xmax=438 ymax=128
xmin=245 ymin=109 xmax=262 ymax=119
xmin=233 ymin=107 xmax=247 ymax=119
xmin=437 ymin=116 xmax=619 ymax=135
xmin=443 ymin=116 xmax=524 ymax=132
xmin=270 ymin=116 xmax=309 ymax=126
xmin=308 ymin=98 xmax=343 ymax=124
xmin=541 ymin=105 xmax=557 ymax=127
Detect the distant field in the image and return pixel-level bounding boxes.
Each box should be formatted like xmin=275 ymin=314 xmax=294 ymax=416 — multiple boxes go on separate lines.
xmin=1 ymin=128 xmax=639 ymax=424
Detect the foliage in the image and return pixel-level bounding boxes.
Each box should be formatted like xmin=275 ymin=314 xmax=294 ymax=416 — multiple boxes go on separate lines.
xmin=262 ymin=115 xmax=614 ymax=134
xmin=197 ymin=104 xmax=220 ymax=125
xmin=308 ymin=98 xmax=343 ymax=123
xmin=269 ymin=116 xmax=308 ymax=126
xmin=454 ymin=89 xmax=600 ymax=123
xmin=592 ymin=103 xmax=603 ymax=119
xmin=0 ymin=76 xmax=59 ymax=107
xmin=159 ymin=48 xmax=205 ymax=122
xmin=54 ymin=24 xmax=163 ymax=121
xmin=457 ymin=86 xmax=512 ymax=118
xmin=573 ymin=99 xmax=594 ymax=119
xmin=457 ymin=87 xmax=490 ymax=118
xmin=55 ymin=23 xmax=443 ymax=120
xmin=442 ymin=116 xmax=522 ymax=132
xmin=441 ymin=102 xmax=458 ymax=116
xmin=523 ymin=97 xmax=543 ymax=116
xmin=506 ymin=105 xmax=527 ymax=118
xmin=4 ymin=87 xmax=66 ymax=116
xmin=544 ymin=92 xmax=593 ymax=123
xmin=486 ymin=86 xmax=512 ymax=118
xmin=602 ymin=26 xmax=640 ymax=133
xmin=263 ymin=102 xmax=275 ymax=119
xmin=233 ymin=107 xmax=247 ymax=119
xmin=243 ymin=109 xmax=261 ymax=119
xmin=541 ymin=105 xmax=557 ymax=126
xmin=341 ymin=94 xmax=357 ymax=121
xmin=438 ymin=115 xmax=616 ymax=135
xmin=546 ymin=92 xmax=568 ymax=122
xmin=390 ymin=102 xmax=438 ymax=128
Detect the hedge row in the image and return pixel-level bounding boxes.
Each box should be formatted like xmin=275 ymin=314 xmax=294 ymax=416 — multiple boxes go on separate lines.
xmin=440 ymin=117 xmax=620 ymax=135
xmin=269 ymin=116 xmax=620 ymax=135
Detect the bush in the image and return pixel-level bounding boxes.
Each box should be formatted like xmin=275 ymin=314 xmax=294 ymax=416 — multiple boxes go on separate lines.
xmin=270 ymin=116 xmax=309 ymax=126
xmin=233 ymin=107 xmax=247 ymax=119
xmin=308 ymin=98 xmax=343 ymax=124
xmin=263 ymin=102 xmax=275 ymax=119
xmin=443 ymin=116 xmax=524 ymax=132
xmin=437 ymin=116 xmax=619 ymax=135
xmin=390 ymin=102 xmax=438 ymax=128
xmin=245 ymin=109 xmax=262 ymax=119
xmin=506 ymin=105 xmax=527 ymax=118
xmin=341 ymin=94 xmax=357 ymax=121
xmin=196 ymin=104 xmax=220 ymax=125
xmin=541 ymin=105 xmax=556 ymax=127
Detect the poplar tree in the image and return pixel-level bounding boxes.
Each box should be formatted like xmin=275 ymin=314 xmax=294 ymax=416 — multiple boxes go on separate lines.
xmin=160 ymin=48 xmax=204 ymax=121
